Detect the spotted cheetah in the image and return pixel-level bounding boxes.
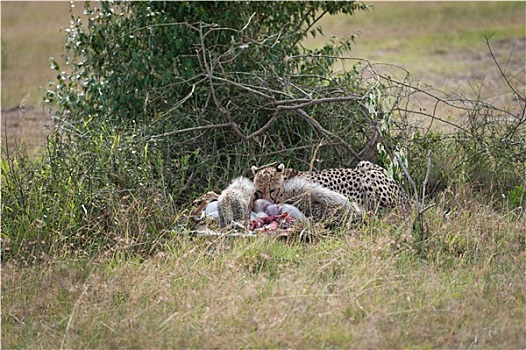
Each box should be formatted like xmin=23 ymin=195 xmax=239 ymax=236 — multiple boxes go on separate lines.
xmin=276 ymin=177 xmax=362 ymax=223
xmin=251 ymin=161 xmax=410 ymax=214
xmin=216 ymin=176 xmax=255 ymax=229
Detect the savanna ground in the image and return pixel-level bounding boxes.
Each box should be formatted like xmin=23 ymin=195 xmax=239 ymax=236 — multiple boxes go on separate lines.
xmin=2 ymin=2 xmax=525 ymax=348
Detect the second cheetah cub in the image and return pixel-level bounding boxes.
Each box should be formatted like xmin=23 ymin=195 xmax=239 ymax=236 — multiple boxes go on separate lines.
xmin=217 ymin=176 xmax=255 ymax=229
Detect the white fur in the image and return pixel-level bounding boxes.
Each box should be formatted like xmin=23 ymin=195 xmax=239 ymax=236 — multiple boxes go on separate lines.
xmin=277 ymin=177 xmax=361 ymax=221
xmin=217 ymin=176 xmax=255 ymax=229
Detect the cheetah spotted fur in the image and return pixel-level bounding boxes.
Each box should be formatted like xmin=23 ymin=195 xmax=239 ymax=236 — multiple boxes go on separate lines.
xmin=252 ymin=161 xmax=410 ymax=213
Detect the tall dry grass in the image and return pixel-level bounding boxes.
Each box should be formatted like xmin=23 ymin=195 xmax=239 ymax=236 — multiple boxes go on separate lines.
xmin=1 ymin=3 xmax=524 ymax=348
xmin=3 ymin=193 xmax=524 ymax=348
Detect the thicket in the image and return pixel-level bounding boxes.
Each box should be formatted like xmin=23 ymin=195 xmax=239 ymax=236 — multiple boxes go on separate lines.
xmin=2 ymin=1 xmax=525 ymax=263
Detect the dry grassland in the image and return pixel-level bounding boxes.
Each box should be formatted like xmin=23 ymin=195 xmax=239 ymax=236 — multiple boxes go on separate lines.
xmin=1 ymin=2 xmax=525 ymax=349
xmin=3 ymin=196 xmax=525 ymax=348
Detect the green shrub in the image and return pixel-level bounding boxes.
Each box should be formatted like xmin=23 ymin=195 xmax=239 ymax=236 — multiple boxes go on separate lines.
xmin=5 ymin=1 xmax=383 ymax=261
xmin=2 ymin=1 xmax=524 ymax=264
xmin=43 ymin=1 xmax=376 ymax=204
xmin=1 ymin=131 xmax=179 ymax=263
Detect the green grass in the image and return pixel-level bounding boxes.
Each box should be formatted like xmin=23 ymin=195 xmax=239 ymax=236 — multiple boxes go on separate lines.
xmin=310 ymin=2 xmax=525 ymax=59
xmin=306 ymin=1 xmax=525 ymax=106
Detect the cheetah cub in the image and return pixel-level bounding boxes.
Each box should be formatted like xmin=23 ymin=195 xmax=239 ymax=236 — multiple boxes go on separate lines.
xmin=217 ymin=176 xmax=255 ymax=229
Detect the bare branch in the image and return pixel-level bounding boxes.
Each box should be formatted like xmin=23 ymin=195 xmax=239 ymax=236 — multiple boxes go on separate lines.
xmin=309 ymin=142 xmax=324 ymax=172
xmin=158 ymin=84 xmax=196 ymax=119
xmin=484 ymin=35 xmax=526 ymax=102
xmin=293 ymin=108 xmax=361 ymax=160
xmin=422 ymin=150 xmax=432 ymax=204
xmin=210 ymin=76 xmax=273 ymax=99
xmin=220 ymin=103 xmax=248 ymax=140
xmin=274 ymin=95 xmax=363 ymax=109
xmin=395 ymin=107 xmax=472 ymax=135
xmin=396 ymin=154 xmax=418 ymax=207
xmin=241 ymin=12 xmax=256 ymax=32
xmin=148 ymin=123 xmax=233 ymax=140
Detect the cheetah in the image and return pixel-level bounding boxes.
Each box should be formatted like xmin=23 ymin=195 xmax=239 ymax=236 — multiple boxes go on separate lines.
xmin=216 ymin=176 xmax=255 ymax=229
xmin=251 ymin=161 xmax=410 ymax=214
xmin=278 ymin=177 xmax=361 ymax=223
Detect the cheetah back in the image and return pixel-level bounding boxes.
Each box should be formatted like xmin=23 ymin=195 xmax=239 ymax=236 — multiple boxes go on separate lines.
xmin=253 ymin=162 xmax=409 ymax=212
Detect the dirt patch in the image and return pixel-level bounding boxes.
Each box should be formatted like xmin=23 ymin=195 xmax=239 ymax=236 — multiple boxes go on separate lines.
xmin=1 ymin=106 xmax=53 ymax=157
xmin=429 ymin=38 xmax=525 ymax=96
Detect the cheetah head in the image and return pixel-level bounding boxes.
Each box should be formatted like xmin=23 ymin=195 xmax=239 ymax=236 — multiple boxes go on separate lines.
xmin=251 ymin=163 xmax=285 ymax=203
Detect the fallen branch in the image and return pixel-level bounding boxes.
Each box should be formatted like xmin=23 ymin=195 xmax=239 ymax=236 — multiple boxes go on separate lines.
xmin=294 ymin=108 xmax=362 ymax=160
xmin=184 ymin=228 xmax=258 ymax=237
xmin=148 ymin=123 xmax=233 ymax=140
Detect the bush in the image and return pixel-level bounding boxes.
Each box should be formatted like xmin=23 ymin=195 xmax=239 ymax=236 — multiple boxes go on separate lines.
xmin=378 ymin=46 xmax=526 ymax=204
xmin=4 ymin=1 xmax=382 ymax=261
xmin=2 ymin=2 xmax=524 ymax=263
xmin=43 ymin=1 xmax=377 ymax=203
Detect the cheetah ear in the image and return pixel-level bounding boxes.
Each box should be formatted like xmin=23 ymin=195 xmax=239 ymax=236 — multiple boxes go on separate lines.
xmin=276 ymin=163 xmax=285 ymax=172
xmin=251 ymin=165 xmax=259 ymax=175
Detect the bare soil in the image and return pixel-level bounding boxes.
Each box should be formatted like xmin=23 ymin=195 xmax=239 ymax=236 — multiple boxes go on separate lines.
xmin=1 ymin=106 xmax=53 ymax=157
